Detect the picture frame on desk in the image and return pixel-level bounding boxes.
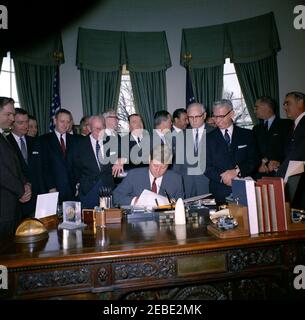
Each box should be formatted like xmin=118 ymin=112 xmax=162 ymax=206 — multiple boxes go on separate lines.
xmin=285 ymin=202 xmax=305 ymax=231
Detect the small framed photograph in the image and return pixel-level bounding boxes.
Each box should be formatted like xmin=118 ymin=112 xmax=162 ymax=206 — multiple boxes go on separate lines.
xmin=63 ymin=201 xmax=82 ymax=225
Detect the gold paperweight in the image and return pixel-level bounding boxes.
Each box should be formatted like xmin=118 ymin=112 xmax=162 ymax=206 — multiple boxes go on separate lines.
xmin=15 ymin=218 xmax=49 ymax=243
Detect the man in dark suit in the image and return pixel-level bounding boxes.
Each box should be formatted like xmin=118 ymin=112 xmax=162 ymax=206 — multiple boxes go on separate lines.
xmin=277 ymin=92 xmax=305 ymax=209
xmin=205 ymin=99 xmax=259 ymax=204
xmin=113 ymin=144 xmax=184 ymax=206
xmin=120 ymin=114 xmax=150 ymax=171
xmin=151 ymin=110 xmax=173 ymax=149
xmin=173 ymin=103 xmax=214 ymax=198
xmin=72 ymin=115 xmax=116 ymax=209
xmin=39 ymin=108 xmax=75 ymax=204
xmin=0 ymin=97 xmax=32 ymax=239
xmin=253 ymin=96 xmax=293 ymax=177
xmin=7 ymin=108 xmax=45 ymax=218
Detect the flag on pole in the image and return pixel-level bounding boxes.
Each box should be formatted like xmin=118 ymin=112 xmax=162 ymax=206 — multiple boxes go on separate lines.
xmin=49 ymin=66 xmax=61 ymax=131
xmin=186 ymin=66 xmax=196 ymax=107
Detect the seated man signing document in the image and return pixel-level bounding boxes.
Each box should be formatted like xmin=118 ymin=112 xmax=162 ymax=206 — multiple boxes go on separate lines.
xmin=113 ymin=144 xmax=184 ymax=206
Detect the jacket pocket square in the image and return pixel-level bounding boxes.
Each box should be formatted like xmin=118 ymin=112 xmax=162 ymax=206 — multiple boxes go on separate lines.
xmin=272 ymin=133 xmax=279 ymax=136
xmin=237 ymin=145 xmax=247 ymax=149
xmin=32 ymin=151 xmax=39 ymax=154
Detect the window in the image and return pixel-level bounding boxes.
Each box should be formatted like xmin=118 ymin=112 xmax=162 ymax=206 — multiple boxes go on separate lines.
xmin=117 ymin=65 xmax=136 ymax=133
xmin=0 ymin=52 xmax=20 ymax=108
xmin=223 ymin=58 xmax=252 ymax=128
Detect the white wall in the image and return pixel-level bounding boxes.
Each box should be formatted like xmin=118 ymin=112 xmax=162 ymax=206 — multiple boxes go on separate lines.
xmin=60 ymin=0 xmax=305 ymax=122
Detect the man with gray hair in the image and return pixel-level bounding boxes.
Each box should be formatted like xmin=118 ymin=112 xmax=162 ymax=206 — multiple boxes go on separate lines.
xmin=113 ymin=144 xmax=184 ymax=206
xmin=174 ymin=102 xmax=214 ymax=198
xmin=205 ymin=99 xmax=259 ymax=204
xmin=72 ymin=115 xmax=115 ymax=208
xmin=103 ymin=109 xmax=119 ymax=136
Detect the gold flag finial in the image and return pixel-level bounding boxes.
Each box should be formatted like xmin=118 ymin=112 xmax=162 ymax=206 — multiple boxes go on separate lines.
xmin=183 ymin=52 xmax=192 ymax=65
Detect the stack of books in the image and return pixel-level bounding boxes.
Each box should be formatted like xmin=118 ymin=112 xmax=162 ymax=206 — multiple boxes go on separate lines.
xmin=232 ymin=177 xmax=287 ymax=235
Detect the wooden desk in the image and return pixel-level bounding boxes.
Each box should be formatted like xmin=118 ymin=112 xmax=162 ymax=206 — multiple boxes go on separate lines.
xmin=1 ymin=218 xmax=305 ymax=300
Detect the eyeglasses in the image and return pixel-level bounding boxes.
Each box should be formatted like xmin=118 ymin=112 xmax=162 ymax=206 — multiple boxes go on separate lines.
xmin=107 ymin=116 xmax=119 ymax=120
xmin=188 ymin=114 xmax=204 ymax=121
xmin=212 ymin=110 xmax=232 ymax=119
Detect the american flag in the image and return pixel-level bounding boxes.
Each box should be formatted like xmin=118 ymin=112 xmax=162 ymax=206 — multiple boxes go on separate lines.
xmin=186 ymin=66 xmax=196 ymax=107
xmin=49 ymin=66 xmax=61 ymax=131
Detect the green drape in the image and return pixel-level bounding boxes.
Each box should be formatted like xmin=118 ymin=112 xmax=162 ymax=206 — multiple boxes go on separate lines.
xmin=76 ymin=28 xmax=125 ymax=115
xmin=180 ymin=12 xmax=281 ymax=120
xmin=130 ymin=70 xmax=167 ymax=133
xmin=80 ymin=69 xmax=121 ymax=115
xmin=11 ymin=32 xmax=64 ymax=134
xmin=124 ymin=31 xmax=171 ymax=71
xmin=76 ymin=29 xmax=171 ymax=121
xmin=14 ymin=62 xmax=56 ymax=134
xmin=234 ymin=55 xmax=280 ymax=124
xmin=191 ymin=65 xmax=224 ymax=115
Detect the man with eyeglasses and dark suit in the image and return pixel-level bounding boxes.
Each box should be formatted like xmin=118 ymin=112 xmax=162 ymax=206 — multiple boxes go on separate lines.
xmin=173 ymin=103 xmax=214 ymax=198
xmin=205 ymin=99 xmax=259 ymax=204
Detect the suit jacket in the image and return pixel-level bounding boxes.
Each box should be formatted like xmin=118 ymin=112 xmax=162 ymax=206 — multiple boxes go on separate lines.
xmin=39 ymin=132 xmax=75 ymax=203
xmin=276 ymin=115 xmax=305 ymax=209
xmin=0 ymin=133 xmax=26 ymax=239
xmin=172 ymin=124 xmax=215 ymax=197
xmin=113 ymin=167 xmax=184 ymax=206
xmin=253 ymin=117 xmax=292 ymax=162
xmin=6 ymin=134 xmax=46 ymax=217
xmin=72 ymin=135 xmax=115 ymax=197
xmin=121 ymin=133 xmax=150 ymax=171
xmin=205 ymin=125 xmax=260 ymax=203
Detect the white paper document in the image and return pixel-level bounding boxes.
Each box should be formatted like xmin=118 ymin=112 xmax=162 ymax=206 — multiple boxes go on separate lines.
xmin=284 ymin=161 xmax=305 ymax=183
xmin=136 ymin=189 xmax=169 ymax=209
xmin=35 ymin=192 xmax=59 ymax=219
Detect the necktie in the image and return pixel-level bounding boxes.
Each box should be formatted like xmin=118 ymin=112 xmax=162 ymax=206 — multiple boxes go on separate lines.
xmin=194 ymin=128 xmax=199 ymax=156
xmin=264 ymin=120 xmax=268 ymax=131
xmin=20 ymin=136 xmax=28 ymax=164
xmin=60 ymin=134 xmax=66 ymax=156
xmin=151 ymin=177 xmax=157 ymax=193
xmin=96 ymin=140 xmax=102 ymax=169
xmin=137 ymin=136 xmax=141 ymax=144
xmin=224 ymin=129 xmax=230 ymax=146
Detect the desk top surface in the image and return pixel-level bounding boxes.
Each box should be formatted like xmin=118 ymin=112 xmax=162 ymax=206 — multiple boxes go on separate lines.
xmin=1 ymin=216 xmax=305 ymax=268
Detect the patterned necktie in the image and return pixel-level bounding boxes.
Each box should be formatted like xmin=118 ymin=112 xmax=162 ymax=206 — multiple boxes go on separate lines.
xmin=20 ymin=136 xmax=28 ymax=164
xmin=96 ymin=140 xmax=102 ymax=169
xmin=224 ymin=129 xmax=230 ymax=146
xmin=60 ymin=134 xmax=66 ymax=156
xmin=194 ymin=128 xmax=199 ymax=156
xmin=151 ymin=177 xmax=157 ymax=193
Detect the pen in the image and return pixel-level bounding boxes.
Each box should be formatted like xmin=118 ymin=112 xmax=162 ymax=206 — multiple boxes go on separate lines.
xmin=164 ymin=189 xmax=171 ymax=205
xmin=155 ymin=199 xmax=159 ymax=207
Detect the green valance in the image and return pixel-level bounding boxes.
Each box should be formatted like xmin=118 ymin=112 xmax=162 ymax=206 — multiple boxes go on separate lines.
xmin=181 ymin=24 xmax=227 ymax=68
xmin=76 ymin=28 xmax=125 ymax=72
xmin=11 ymin=33 xmax=64 ymax=66
xmin=124 ymin=31 xmax=171 ymax=72
xmin=227 ymin=12 xmax=281 ymax=63
xmin=76 ymin=29 xmax=171 ymax=72
xmin=181 ymin=12 xmax=281 ymax=68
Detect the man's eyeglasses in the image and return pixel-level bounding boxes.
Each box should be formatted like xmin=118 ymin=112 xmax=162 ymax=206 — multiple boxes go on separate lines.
xmin=107 ymin=116 xmax=119 ymax=120
xmin=188 ymin=114 xmax=204 ymax=121
xmin=212 ymin=110 xmax=232 ymax=119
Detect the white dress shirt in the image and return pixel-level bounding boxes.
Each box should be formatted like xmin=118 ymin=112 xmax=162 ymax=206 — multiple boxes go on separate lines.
xmin=90 ymin=134 xmax=104 ymax=168
xmin=12 ymin=132 xmax=27 ymax=151
xmin=220 ymin=124 xmax=234 ymax=141
xmin=54 ymin=130 xmax=66 ymax=146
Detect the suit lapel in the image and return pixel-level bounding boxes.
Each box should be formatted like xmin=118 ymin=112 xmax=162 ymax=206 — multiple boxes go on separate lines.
xmin=50 ymin=132 xmax=64 ymax=158
xmin=85 ymin=136 xmax=100 ymax=173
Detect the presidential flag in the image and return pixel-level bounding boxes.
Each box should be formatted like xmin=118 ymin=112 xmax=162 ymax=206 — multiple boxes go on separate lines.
xmin=186 ymin=66 xmax=196 ymax=107
xmin=49 ymin=66 xmax=61 ymax=131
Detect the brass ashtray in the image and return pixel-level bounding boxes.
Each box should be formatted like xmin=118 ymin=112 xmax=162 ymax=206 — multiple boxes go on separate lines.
xmin=15 ymin=218 xmax=49 ymax=243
